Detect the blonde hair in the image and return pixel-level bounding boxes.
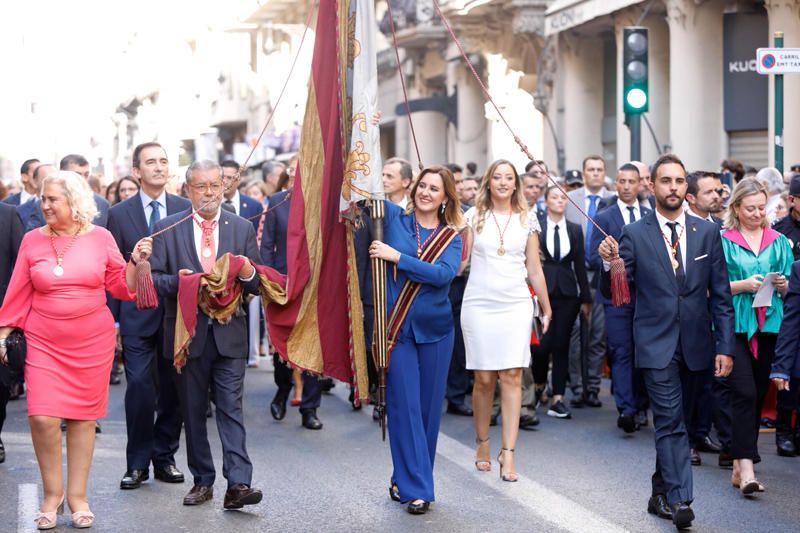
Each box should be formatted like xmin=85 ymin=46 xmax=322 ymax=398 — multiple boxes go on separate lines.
xmin=405 ymin=165 xmax=464 ymax=229
xmin=472 ymin=159 xmax=528 ymax=233
xmin=41 ymin=170 xmax=98 ymax=226
xmin=724 ymin=177 xmax=768 ymax=230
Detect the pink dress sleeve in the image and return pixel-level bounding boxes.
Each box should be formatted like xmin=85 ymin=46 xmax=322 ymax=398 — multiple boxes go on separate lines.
xmin=103 ymin=229 xmax=136 ymax=301
xmin=0 ymin=233 xmax=35 ymax=329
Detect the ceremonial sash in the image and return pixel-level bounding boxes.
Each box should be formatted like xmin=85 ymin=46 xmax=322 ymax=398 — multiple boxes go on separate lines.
xmin=382 ymin=225 xmax=459 ymax=365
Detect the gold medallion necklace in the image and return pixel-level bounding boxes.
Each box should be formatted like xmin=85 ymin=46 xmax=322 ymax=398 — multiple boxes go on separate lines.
xmin=490 ymin=209 xmax=513 ymax=256
xmin=49 ymin=226 xmax=82 ymax=277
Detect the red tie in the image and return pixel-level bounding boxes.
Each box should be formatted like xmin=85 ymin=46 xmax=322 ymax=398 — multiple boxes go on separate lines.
xmin=200 ymin=219 xmax=217 ymax=273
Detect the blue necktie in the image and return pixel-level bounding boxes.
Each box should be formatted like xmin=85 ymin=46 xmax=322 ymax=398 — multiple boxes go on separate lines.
xmin=585 ymin=195 xmax=598 ymax=260
xmin=148 ymin=200 xmax=161 ymax=234
xmin=627 ymin=206 xmax=636 ymax=225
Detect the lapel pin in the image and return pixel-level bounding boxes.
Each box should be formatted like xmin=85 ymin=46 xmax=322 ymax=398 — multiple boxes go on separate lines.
xmin=692 ymin=226 xmax=696 ymax=231
xmin=224 ymin=220 xmax=229 ymax=225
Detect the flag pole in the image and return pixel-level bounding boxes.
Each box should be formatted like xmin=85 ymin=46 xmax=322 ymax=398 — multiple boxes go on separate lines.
xmin=370 ymin=198 xmax=388 ymax=441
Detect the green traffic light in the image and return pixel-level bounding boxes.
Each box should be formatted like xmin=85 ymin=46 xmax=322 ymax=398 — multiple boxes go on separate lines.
xmin=626 ymin=88 xmax=647 ymax=110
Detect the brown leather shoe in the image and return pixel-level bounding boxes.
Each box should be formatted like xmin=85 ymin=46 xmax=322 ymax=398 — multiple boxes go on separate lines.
xmin=183 ymin=485 xmax=213 ymax=506
xmin=223 ymin=484 xmax=263 ymax=509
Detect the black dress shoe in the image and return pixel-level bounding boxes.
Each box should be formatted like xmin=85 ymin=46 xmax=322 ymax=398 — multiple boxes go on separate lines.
xmin=319 ymin=377 xmax=335 ymax=393
xmin=223 ymin=484 xmax=262 ymax=509
xmin=407 ymin=500 xmax=430 ymax=515
xmin=372 ymin=406 xmax=381 ymax=421
xmin=647 ymin=494 xmax=673 ymax=520
xmin=110 ymin=373 xmax=121 ymax=385
xmin=348 ymin=387 xmax=362 ymax=410
xmin=301 ymin=408 xmax=323 ymax=430
xmin=569 ymin=396 xmax=585 ymax=408
xmin=718 ymin=451 xmax=734 ymax=468
xmin=617 ymin=413 xmax=637 ymax=434
xmin=154 ymin=464 xmax=185 ymax=483
xmin=446 ymin=403 xmax=473 ymax=416
xmin=0 ymin=438 xmax=5 ymax=464
xmin=696 ymin=435 xmax=722 ymax=453
xmin=183 ymin=484 xmax=213 ymax=506
xmin=389 ymin=482 xmax=401 ymax=502
xmin=519 ymin=413 xmax=539 ymax=429
xmin=489 ymin=413 xmax=499 ymax=426
xmin=689 ymin=448 xmax=701 ymax=466
xmin=120 ymin=469 xmax=150 ymax=490
xmin=671 ymin=502 xmax=694 ymax=530
xmin=584 ymin=391 xmax=602 ymax=407
xmin=270 ymin=394 xmax=287 ymax=421
xmin=634 ymin=410 xmax=649 ymax=428
xmin=776 ymin=432 xmax=797 ymax=457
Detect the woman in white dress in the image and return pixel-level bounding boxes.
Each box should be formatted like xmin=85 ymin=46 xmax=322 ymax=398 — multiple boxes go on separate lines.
xmin=461 ymin=159 xmax=551 ymax=482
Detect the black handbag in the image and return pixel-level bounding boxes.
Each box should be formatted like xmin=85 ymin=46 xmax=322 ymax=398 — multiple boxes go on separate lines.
xmin=5 ymin=329 xmax=26 ymax=373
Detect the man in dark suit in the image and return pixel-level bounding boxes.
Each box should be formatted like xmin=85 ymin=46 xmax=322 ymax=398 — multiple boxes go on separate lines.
xmin=60 ymin=154 xmax=110 ymax=227
xmin=260 ymin=186 xmax=324 ymax=430
xmin=598 ymin=154 xmax=735 ymax=529
xmin=684 ymin=171 xmax=729 ymax=466
xmin=17 ymin=160 xmax=109 ymax=231
xmin=107 ymin=142 xmax=191 ymax=490
xmin=0 ymin=203 xmax=23 ymax=463
xmin=221 ymin=160 xmax=264 ymax=230
xmin=589 ymin=163 xmax=652 ymax=433
xmin=3 ymin=158 xmax=39 ymax=206
xmin=151 ymin=160 xmax=263 ymax=509
xmin=565 ymin=155 xmax=612 ymax=408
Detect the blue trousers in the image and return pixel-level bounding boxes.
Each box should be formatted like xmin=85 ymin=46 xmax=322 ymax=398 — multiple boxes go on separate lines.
xmin=605 ymin=304 xmax=637 ymax=416
xmin=387 ymin=331 xmax=454 ymax=503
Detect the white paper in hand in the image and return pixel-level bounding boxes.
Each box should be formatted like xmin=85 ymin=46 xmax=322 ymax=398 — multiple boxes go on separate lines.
xmin=752 ymin=272 xmax=778 ymax=308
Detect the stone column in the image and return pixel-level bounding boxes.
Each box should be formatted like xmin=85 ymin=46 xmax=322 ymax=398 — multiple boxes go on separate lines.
xmin=558 ymin=32 xmax=605 ymax=169
xmin=665 ymin=0 xmax=727 ymax=170
xmin=765 ymin=0 xmax=800 ymax=169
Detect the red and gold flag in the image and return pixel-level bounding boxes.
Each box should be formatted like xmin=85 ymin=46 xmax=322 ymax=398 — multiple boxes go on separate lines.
xmin=266 ymin=1 xmax=372 ymax=399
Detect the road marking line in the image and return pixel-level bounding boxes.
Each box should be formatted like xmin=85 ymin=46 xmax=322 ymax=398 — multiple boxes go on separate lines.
xmin=331 ymin=385 xmax=629 ymax=533
xmin=18 ymin=483 xmax=38 ymax=533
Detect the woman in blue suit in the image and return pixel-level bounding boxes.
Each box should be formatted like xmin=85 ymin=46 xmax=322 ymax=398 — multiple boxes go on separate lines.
xmin=369 ymin=165 xmax=463 ymax=515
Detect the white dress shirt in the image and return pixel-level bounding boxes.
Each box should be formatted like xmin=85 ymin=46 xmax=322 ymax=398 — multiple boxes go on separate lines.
xmin=655 ymin=210 xmax=687 ymax=273
xmin=617 ymin=199 xmax=641 ymax=224
xmin=192 ymin=210 xmax=221 ymax=264
xmin=685 ymin=207 xmax=715 ymax=223
xmin=226 ymin=190 xmax=241 ymax=216
xmin=20 ymin=190 xmax=33 ymax=204
xmin=545 ymin=216 xmax=570 ymax=259
xmin=584 ymin=189 xmax=603 ymax=212
xmin=140 ymin=189 xmax=167 ymax=222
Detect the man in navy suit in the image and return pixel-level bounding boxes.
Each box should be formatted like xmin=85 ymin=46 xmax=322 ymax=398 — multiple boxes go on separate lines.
xmin=3 ymin=158 xmax=39 ymax=206
xmin=589 ymin=163 xmax=651 ymax=434
xmin=18 ymin=157 xmax=110 ymax=231
xmin=107 ymin=142 xmax=191 ymax=490
xmin=60 ymin=154 xmax=110 ymax=227
xmin=151 ymin=160 xmax=263 ymax=509
xmin=0 ymin=203 xmax=23 ymax=463
xmin=221 ymin=160 xmax=264 ymax=229
xmin=598 ymin=154 xmax=735 ymax=529
xmin=260 ymin=183 xmax=324 ymax=430
xmin=684 ymin=171 xmax=729 ymax=466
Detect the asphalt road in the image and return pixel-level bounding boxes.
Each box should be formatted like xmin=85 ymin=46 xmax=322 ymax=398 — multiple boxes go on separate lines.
xmin=2 ymin=361 xmax=799 ymax=532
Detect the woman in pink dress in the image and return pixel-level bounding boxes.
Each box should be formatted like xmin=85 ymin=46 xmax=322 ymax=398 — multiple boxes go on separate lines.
xmin=0 ymin=170 xmax=152 ymax=530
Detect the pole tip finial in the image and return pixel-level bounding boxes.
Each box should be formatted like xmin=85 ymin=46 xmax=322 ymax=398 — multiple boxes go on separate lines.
xmin=775 ymin=31 xmax=784 ymax=38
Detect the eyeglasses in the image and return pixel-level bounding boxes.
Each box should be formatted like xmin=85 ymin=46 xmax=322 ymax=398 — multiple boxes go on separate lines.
xmin=190 ymin=182 xmax=224 ymax=193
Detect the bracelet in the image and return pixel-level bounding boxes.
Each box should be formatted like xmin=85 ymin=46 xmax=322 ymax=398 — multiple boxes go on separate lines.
xmin=129 ymin=255 xmax=138 ymax=266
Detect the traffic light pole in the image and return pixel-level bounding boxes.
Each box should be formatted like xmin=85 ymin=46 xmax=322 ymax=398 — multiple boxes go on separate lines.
xmin=775 ymin=31 xmax=784 ymax=173
xmin=628 ymin=112 xmax=641 ymax=162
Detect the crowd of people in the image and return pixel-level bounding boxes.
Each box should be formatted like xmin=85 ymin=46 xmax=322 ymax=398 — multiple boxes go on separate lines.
xmin=1 ymin=144 xmax=800 ymax=530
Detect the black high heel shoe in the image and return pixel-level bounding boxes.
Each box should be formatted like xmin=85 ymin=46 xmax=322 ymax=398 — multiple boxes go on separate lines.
xmin=407 ymin=499 xmax=431 ymax=515
xmin=498 ymin=447 xmax=519 ymax=482
xmin=389 ymin=481 xmax=401 ymax=502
